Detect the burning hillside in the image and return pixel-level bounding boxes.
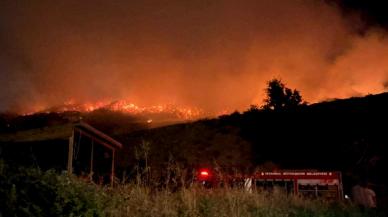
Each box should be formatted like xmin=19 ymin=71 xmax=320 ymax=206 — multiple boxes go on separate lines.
xmin=0 ymin=100 xmax=206 ymax=135
xmin=36 ymin=100 xmax=205 ymax=120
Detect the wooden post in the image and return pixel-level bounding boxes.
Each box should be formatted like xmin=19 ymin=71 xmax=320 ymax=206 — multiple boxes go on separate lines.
xmin=111 ymin=149 xmax=115 ymax=187
xmin=90 ymin=140 xmax=94 ymax=181
xmin=339 ymin=172 xmax=344 ymax=200
xmin=67 ymin=130 xmax=74 ymax=175
xmin=293 ymin=179 xmax=298 ymax=195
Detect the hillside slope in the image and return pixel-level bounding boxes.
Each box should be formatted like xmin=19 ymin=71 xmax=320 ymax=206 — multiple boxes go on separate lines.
xmin=1 ymin=92 xmax=387 ymax=187
xmin=116 ymin=92 xmax=388 ymax=188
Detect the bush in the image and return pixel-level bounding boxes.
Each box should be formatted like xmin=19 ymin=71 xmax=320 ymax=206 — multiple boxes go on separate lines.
xmin=0 ymin=161 xmax=109 ymax=217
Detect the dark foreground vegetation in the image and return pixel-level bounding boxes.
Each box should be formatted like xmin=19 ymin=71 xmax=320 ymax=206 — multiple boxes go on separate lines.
xmin=1 ymin=162 xmax=384 ymax=217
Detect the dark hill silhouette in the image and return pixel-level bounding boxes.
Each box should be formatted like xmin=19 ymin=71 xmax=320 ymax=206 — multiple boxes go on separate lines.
xmin=309 ymin=92 xmax=388 ymax=112
xmin=115 ymin=92 xmax=388 ymax=201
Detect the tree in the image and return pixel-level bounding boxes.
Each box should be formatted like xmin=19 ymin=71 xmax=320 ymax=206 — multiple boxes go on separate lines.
xmin=262 ymin=79 xmax=305 ymax=111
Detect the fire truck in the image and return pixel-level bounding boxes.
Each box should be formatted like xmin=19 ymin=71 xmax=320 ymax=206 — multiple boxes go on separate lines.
xmin=197 ymin=169 xmax=343 ymax=200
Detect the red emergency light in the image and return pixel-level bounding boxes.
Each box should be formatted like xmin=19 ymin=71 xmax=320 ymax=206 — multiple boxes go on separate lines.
xmin=198 ymin=169 xmax=210 ymax=180
xmin=200 ymin=171 xmax=209 ymax=176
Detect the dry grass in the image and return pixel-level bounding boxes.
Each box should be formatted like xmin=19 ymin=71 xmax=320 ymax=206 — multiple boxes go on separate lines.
xmin=104 ymin=185 xmax=369 ymax=217
xmin=0 ymin=163 xmax=380 ymax=217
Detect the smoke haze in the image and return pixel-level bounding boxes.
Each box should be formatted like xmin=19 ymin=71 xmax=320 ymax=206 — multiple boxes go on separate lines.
xmin=1 ymin=0 xmax=388 ymax=113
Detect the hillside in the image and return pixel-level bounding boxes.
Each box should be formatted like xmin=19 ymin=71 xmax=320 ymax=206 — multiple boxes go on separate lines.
xmin=113 ymin=92 xmax=388 ymax=197
xmin=119 ymin=92 xmax=388 ymax=161
xmin=0 ymin=108 xmax=190 ymax=141
xmin=1 ymin=92 xmax=388 ymax=191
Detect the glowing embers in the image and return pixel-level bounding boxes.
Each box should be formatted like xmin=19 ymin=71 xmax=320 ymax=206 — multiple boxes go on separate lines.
xmin=107 ymin=101 xmax=203 ymax=119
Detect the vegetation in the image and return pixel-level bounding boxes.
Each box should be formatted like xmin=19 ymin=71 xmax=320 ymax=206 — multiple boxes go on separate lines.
xmin=262 ymin=79 xmax=306 ymax=111
xmin=1 ymin=162 xmax=382 ymax=217
xmin=0 ymin=162 xmax=109 ymax=217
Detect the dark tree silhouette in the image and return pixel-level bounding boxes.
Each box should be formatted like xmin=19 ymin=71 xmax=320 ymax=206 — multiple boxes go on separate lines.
xmin=262 ymin=79 xmax=305 ymax=111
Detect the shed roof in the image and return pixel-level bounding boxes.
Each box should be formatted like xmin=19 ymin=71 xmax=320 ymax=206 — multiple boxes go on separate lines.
xmin=0 ymin=121 xmax=123 ymax=149
xmin=74 ymin=122 xmax=123 ymax=149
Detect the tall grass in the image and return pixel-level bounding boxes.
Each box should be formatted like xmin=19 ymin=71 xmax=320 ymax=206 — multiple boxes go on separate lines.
xmin=107 ymin=186 xmax=372 ymax=217
xmin=0 ymin=161 xmax=383 ymax=217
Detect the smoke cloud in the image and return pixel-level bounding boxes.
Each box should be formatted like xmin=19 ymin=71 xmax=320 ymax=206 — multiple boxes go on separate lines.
xmin=0 ymin=0 xmax=387 ymax=113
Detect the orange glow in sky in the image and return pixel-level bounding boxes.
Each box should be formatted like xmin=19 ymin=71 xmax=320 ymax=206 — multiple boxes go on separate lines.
xmin=1 ymin=1 xmax=388 ymax=114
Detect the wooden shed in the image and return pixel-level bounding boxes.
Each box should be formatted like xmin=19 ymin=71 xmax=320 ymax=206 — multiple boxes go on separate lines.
xmin=68 ymin=122 xmax=123 ymax=186
xmin=0 ymin=121 xmax=123 ymax=186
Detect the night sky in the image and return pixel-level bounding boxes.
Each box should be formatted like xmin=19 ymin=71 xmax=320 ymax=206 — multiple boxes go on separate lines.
xmin=1 ymin=0 xmax=388 ymax=113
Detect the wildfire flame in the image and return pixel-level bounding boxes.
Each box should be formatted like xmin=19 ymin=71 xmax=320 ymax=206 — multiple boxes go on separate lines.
xmin=29 ymin=100 xmax=205 ymax=120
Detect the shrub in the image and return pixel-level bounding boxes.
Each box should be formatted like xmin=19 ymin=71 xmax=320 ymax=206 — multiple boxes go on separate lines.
xmin=0 ymin=161 xmax=109 ymax=217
